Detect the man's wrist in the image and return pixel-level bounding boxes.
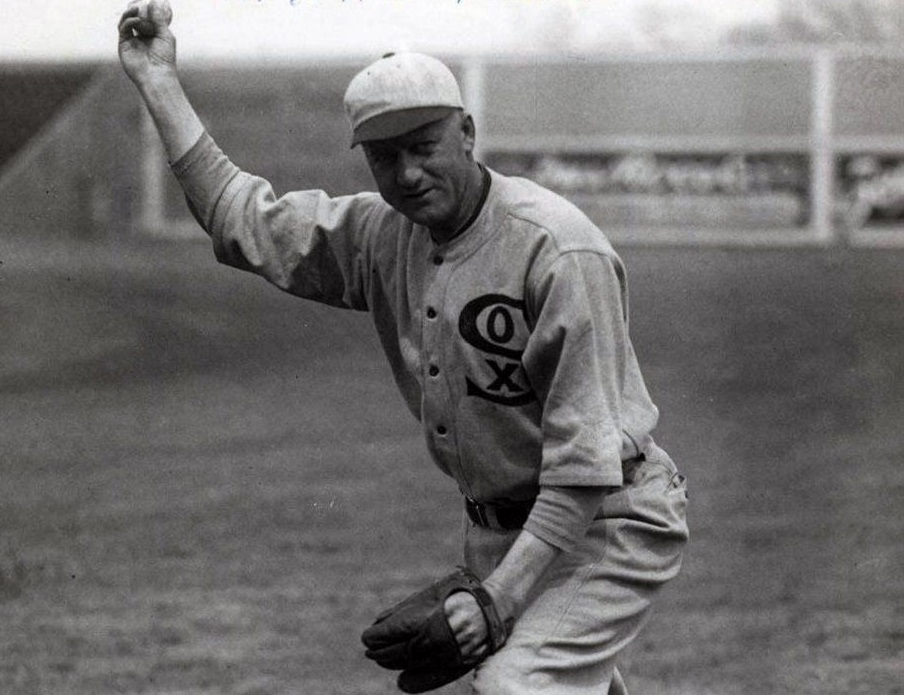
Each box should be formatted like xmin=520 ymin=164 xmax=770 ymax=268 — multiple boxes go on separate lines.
xmin=134 ymin=65 xmax=182 ymax=99
xmin=481 ymin=578 xmax=519 ymax=627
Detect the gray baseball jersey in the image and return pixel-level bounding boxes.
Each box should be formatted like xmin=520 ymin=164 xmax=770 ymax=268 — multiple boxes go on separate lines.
xmin=174 ymin=132 xmax=659 ymax=504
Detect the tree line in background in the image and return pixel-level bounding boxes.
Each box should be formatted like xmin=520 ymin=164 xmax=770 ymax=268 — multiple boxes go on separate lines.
xmin=529 ymin=0 xmax=902 ymax=56
xmin=729 ymin=0 xmax=903 ymax=46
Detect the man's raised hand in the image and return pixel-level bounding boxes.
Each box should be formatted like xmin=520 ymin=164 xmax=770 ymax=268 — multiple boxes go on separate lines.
xmin=118 ymin=0 xmax=176 ymax=84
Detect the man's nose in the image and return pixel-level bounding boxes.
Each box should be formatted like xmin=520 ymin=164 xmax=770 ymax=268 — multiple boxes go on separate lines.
xmin=396 ymin=152 xmax=422 ymax=188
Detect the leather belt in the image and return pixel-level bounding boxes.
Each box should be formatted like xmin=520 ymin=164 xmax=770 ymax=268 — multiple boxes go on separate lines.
xmin=464 ymin=453 xmax=647 ymax=531
xmin=465 ymin=496 xmax=534 ymax=530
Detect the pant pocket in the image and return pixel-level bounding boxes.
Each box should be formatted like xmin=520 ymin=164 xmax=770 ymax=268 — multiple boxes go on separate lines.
xmin=599 ymin=450 xmax=690 ymax=569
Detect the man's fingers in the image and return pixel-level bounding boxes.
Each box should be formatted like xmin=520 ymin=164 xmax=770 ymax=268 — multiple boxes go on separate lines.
xmin=119 ymin=0 xmax=171 ymax=41
xmin=457 ymin=637 xmax=489 ymax=666
xmin=443 ymin=591 xmax=489 ymax=658
xmin=460 ymin=632 xmax=486 ymax=658
xmin=118 ymin=6 xmax=140 ymax=28
xmin=118 ymin=15 xmax=143 ymax=41
xmin=464 ymin=642 xmax=489 ymax=665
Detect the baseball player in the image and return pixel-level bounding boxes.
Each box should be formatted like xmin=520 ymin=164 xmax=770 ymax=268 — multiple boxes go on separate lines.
xmin=118 ymin=3 xmax=689 ymax=694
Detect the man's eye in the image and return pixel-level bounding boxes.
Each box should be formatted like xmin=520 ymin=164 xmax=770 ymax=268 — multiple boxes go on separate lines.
xmin=371 ymin=151 xmax=395 ymax=166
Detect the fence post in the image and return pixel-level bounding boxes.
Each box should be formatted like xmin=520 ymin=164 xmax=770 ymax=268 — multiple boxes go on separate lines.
xmin=810 ymin=48 xmax=836 ymax=245
xmin=461 ymin=58 xmax=487 ymax=161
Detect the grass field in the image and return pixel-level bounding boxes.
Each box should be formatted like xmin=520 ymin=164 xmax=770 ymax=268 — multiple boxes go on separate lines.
xmin=1 ymin=233 xmax=902 ymax=695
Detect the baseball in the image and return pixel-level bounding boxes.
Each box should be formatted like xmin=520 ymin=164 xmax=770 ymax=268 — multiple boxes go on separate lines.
xmin=133 ymin=0 xmax=172 ymax=36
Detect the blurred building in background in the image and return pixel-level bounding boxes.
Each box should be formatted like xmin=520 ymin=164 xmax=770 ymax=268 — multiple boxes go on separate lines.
xmin=0 ymin=0 xmax=902 ymax=247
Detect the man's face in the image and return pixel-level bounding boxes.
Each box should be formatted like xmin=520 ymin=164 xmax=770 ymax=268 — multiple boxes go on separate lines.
xmin=362 ymin=113 xmax=478 ymax=237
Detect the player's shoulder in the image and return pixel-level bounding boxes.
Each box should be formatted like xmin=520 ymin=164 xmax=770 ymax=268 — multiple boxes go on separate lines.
xmin=320 ymin=190 xmax=407 ymax=233
xmin=331 ymin=191 xmax=418 ymax=263
xmin=488 ymin=169 xmax=616 ymax=256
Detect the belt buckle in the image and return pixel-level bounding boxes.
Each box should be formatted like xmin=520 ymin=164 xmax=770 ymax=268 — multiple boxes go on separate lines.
xmin=466 ymin=496 xmax=491 ymax=527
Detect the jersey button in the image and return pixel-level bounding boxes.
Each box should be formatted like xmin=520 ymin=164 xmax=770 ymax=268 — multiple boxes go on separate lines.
xmin=436 ymin=425 xmax=448 ymax=435
xmin=426 ymin=307 xmax=437 ymax=319
xmin=433 ymin=256 xmax=444 ymax=266
xmin=429 ymin=365 xmax=439 ymax=377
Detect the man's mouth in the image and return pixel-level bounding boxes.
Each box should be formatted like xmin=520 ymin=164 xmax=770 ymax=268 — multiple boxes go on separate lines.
xmin=404 ymin=189 xmax=431 ymax=201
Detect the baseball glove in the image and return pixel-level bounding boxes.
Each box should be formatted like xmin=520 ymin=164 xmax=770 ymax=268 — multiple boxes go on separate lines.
xmin=361 ymin=567 xmax=510 ymax=693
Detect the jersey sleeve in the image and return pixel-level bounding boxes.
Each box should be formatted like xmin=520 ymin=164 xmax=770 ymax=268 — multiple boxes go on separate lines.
xmin=522 ymin=250 xmax=631 ymax=488
xmin=171 ymin=131 xmax=381 ymax=311
xmin=523 ymin=484 xmax=609 ymax=552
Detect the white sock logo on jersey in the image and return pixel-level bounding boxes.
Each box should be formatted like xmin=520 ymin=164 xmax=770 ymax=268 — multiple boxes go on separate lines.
xmin=458 ymin=294 xmax=536 ymax=407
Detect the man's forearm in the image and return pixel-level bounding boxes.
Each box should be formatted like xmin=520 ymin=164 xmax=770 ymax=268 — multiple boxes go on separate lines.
xmin=135 ymin=69 xmax=205 ymax=163
xmin=481 ymin=529 xmax=561 ymax=624
xmin=483 ymin=484 xmax=607 ymax=623
xmin=118 ymin=2 xmax=203 ymax=163
xmin=443 ymin=527 xmax=561 ymax=659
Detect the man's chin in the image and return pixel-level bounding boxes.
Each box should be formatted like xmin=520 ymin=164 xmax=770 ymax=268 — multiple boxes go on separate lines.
xmin=399 ymin=205 xmax=444 ymax=229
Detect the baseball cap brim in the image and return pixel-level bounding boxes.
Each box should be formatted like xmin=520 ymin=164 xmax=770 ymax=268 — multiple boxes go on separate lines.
xmin=351 ymin=106 xmax=461 ymax=147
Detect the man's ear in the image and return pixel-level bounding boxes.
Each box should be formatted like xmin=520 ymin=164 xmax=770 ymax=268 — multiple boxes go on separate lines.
xmin=460 ymin=113 xmax=477 ymax=155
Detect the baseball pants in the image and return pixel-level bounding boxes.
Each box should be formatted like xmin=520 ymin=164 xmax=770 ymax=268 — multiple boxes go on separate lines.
xmin=461 ymin=443 xmax=689 ymax=695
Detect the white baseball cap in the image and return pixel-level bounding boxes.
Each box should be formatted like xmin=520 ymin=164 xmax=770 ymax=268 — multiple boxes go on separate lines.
xmin=343 ymin=52 xmax=464 ymax=147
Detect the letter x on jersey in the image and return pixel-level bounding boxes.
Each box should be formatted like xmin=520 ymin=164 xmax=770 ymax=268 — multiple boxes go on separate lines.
xmin=458 ymin=294 xmax=536 ymax=407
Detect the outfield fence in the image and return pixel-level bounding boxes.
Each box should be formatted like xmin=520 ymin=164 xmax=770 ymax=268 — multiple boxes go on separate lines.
xmin=469 ymin=47 xmax=904 ymax=247
xmin=1 ymin=46 xmax=902 ymax=247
